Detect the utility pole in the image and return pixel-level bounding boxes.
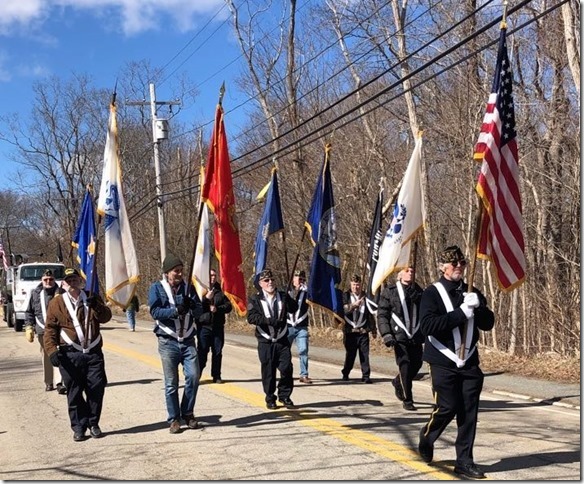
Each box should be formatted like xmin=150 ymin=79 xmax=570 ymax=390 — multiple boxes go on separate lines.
xmin=127 ymin=83 xmax=180 ymax=263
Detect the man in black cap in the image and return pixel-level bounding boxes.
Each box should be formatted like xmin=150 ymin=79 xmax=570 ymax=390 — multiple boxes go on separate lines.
xmin=148 ymin=252 xmax=203 ymax=434
xmin=44 ymin=268 xmax=112 ymax=441
xmin=287 ymin=269 xmax=312 ymax=384
xmin=341 ymin=274 xmax=377 ymax=383
xmin=247 ymin=268 xmax=298 ymax=409
xmin=24 ymin=269 xmax=67 ymax=393
xmin=417 ymin=245 xmax=494 ymax=479
xmin=377 ymin=266 xmax=424 ymax=411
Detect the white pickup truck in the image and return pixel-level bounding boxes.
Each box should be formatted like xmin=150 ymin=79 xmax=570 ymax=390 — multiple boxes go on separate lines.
xmin=11 ymin=262 xmax=66 ymax=331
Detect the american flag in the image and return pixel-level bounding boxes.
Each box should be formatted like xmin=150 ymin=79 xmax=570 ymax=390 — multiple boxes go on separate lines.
xmin=0 ymin=242 xmax=8 ymax=271
xmin=474 ymin=25 xmax=526 ymax=291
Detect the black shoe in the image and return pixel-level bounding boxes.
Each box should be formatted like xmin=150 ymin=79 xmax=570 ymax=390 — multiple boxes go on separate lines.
xmin=392 ymin=378 xmax=405 ymax=401
xmin=73 ymin=430 xmax=86 ymax=442
xmin=266 ymin=401 xmax=278 ymax=410
xmin=184 ymin=415 xmax=200 ymax=429
xmin=279 ymin=398 xmax=295 ymax=409
xmin=454 ymin=463 xmax=486 ymax=479
xmin=89 ymin=425 xmax=102 ymax=438
xmin=403 ymin=401 xmax=417 ymax=411
xmin=213 ymin=378 xmax=223 ymax=384
xmin=45 ymin=384 xmax=55 ymax=392
xmin=56 ymin=383 xmax=67 ymax=395
xmin=418 ymin=428 xmax=433 ymax=463
xmin=362 ymin=377 xmax=373 ymax=384
xmin=341 ymin=373 xmax=349 ymax=381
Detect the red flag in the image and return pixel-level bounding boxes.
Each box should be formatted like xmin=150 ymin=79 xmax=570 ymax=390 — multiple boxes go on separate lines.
xmin=474 ymin=25 xmax=526 ymax=292
xmin=202 ymin=104 xmax=247 ymax=315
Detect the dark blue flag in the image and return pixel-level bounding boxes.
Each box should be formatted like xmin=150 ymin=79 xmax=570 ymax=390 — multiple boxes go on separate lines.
xmin=366 ymin=188 xmax=384 ymax=315
xmin=72 ymin=188 xmax=99 ymax=293
xmin=253 ymin=168 xmax=284 ymax=288
xmin=306 ymin=145 xmax=342 ymax=320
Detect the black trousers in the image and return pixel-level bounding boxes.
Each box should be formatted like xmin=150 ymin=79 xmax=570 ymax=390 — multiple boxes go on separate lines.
xmin=394 ymin=341 xmax=423 ymax=402
xmin=257 ymin=341 xmax=293 ymax=402
xmin=58 ymin=349 xmax=107 ymax=433
xmin=342 ymin=332 xmax=371 ymax=378
xmin=197 ymin=324 xmax=225 ymax=380
xmin=422 ymin=364 xmax=484 ymax=465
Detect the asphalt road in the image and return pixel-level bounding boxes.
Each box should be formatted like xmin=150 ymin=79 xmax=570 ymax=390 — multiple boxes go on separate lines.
xmin=0 ymin=316 xmax=580 ymax=481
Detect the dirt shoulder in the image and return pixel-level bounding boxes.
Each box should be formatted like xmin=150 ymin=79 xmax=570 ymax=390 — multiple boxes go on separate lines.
xmin=226 ymin=319 xmax=580 ymax=385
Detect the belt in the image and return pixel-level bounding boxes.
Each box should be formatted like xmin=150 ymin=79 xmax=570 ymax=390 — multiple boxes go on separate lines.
xmin=60 ymin=345 xmax=101 ymax=354
xmin=351 ymin=328 xmax=368 ymax=334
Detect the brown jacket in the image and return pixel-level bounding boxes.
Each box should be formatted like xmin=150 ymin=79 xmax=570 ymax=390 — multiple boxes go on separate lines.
xmin=44 ymin=292 xmax=112 ymax=356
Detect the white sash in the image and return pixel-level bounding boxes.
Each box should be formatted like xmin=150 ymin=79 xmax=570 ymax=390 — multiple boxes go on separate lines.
xmin=345 ymin=293 xmax=366 ymax=328
xmin=428 ymin=282 xmax=475 ymax=368
xmin=35 ymin=290 xmax=48 ymax=330
xmin=390 ymin=282 xmax=419 ymax=339
xmin=61 ymin=291 xmax=101 ymax=353
xmin=258 ymin=293 xmax=287 ymax=341
xmin=155 ymin=279 xmax=194 ymax=342
xmin=287 ymin=288 xmax=308 ymax=327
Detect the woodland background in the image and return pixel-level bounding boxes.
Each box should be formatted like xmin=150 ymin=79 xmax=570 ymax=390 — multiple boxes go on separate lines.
xmin=0 ymin=0 xmax=579 ymax=359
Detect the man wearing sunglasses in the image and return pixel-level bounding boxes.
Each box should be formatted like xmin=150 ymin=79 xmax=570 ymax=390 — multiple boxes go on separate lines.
xmin=417 ymin=245 xmax=494 ymax=479
xmin=24 ymin=269 xmax=66 ymax=394
xmin=247 ymin=268 xmax=298 ymax=409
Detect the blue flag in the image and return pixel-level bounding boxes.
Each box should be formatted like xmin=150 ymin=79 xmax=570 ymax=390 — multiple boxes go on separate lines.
xmin=306 ymin=145 xmax=342 ymax=320
xmin=72 ymin=188 xmax=99 ymax=293
xmin=253 ymin=167 xmax=284 ymax=287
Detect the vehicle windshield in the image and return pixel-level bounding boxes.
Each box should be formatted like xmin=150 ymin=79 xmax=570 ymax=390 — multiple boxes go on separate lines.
xmin=19 ymin=265 xmax=66 ymax=281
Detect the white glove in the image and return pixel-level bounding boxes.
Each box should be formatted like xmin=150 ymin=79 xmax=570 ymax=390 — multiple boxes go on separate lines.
xmin=460 ymin=303 xmax=474 ymax=319
xmin=463 ymin=292 xmax=480 ymax=308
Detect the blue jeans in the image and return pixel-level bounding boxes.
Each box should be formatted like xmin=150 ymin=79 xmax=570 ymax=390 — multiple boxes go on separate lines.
xmin=126 ymin=309 xmax=136 ymax=330
xmin=287 ymin=326 xmax=309 ymax=377
xmin=157 ymin=336 xmax=200 ymax=423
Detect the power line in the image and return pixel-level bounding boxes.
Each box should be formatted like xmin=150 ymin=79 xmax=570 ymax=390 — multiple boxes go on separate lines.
xmin=129 ymin=0 xmax=563 ymax=222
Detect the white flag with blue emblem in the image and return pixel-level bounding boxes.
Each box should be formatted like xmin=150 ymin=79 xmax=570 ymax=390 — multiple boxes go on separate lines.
xmin=371 ymin=135 xmax=425 ymax=294
xmin=97 ymin=101 xmax=140 ymax=309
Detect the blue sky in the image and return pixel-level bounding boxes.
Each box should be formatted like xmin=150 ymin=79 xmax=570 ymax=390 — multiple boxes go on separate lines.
xmin=0 ymin=0 xmax=249 ymax=190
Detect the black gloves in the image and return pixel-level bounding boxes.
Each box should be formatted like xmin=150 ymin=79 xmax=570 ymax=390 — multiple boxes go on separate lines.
xmin=49 ymin=351 xmax=60 ymax=367
xmin=176 ymin=296 xmax=192 ymax=316
xmin=383 ymin=335 xmax=396 ymax=348
xmin=86 ymin=294 xmax=100 ymax=309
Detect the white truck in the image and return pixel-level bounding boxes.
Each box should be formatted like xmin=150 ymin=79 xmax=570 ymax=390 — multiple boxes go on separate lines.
xmin=11 ymin=262 xmax=66 ymax=331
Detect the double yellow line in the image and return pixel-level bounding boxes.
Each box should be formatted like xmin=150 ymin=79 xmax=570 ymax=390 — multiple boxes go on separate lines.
xmin=104 ymin=341 xmax=456 ymax=480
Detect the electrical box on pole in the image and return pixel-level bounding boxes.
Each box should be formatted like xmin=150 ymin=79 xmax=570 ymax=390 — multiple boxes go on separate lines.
xmin=155 ymin=119 xmax=169 ymax=140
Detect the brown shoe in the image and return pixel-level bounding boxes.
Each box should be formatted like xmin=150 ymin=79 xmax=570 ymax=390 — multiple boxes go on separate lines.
xmin=169 ymin=420 xmax=182 ymax=434
xmin=299 ymin=376 xmax=313 ymax=384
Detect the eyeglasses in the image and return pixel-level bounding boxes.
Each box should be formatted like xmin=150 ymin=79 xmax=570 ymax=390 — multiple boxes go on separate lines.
xmin=262 ymin=278 xmax=274 ymax=282
xmin=451 ymin=260 xmax=467 ymax=267
xmin=42 ymin=278 xmax=54 ymax=282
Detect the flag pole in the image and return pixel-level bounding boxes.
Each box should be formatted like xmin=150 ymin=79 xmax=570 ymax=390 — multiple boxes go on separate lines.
xmin=286 ymin=226 xmax=307 ymax=293
xmin=459 ymin=5 xmax=508 ymax=359
xmin=186 ymin=86 xmax=225 ymax=298
xmin=273 ymin=159 xmax=291 ymax=283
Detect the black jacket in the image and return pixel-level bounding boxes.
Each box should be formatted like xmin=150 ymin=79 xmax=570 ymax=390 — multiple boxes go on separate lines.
xmin=198 ymin=282 xmax=233 ymax=328
xmin=25 ymin=283 xmax=59 ymax=335
xmin=377 ymin=281 xmax=424 ymax=345
xmin=420 ymin=276 xmax=494 ymax=368
xmin=286 ymin=285 xmax=310 ymax=328
xmin=342 ymin=290 xmax=377 ymax=335
xmin=247 ymin=290 xmax=298 ymax=344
